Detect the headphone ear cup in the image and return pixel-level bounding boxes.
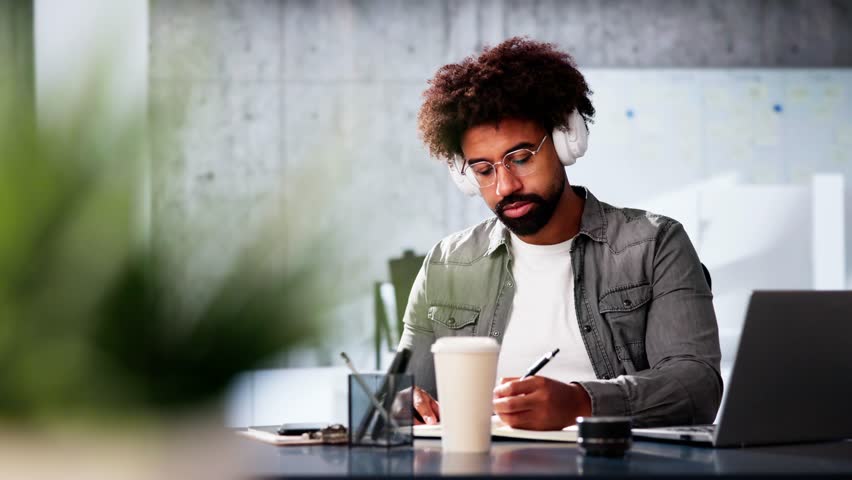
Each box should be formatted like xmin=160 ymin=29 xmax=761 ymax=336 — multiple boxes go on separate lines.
xmin=552 ymin=109 xmax=588 ymax=166
xmin=551 ymin=128 xmax=576 ymax=166
xmin=567 ymin=108 xmax=588 ymax=159
xmin=448 ymin=161 xmax=480 ymax=197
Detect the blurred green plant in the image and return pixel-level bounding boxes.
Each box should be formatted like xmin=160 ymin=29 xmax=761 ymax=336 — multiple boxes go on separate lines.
xmin=0 ymin=62 xmax=335 ymax=424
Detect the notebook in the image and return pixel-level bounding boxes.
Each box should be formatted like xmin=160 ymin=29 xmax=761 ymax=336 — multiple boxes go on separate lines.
xmin=238 ymin=427 xmax=325 ymax=446
xmin=238 ymin=425 xmax=348 ymax=446
xmin=413 ymin=415 xmax=578 ymax=442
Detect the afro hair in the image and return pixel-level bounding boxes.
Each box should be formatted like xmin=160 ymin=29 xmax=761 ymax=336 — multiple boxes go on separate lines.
xmin=418 ymin=37 xmax=594 ymax=163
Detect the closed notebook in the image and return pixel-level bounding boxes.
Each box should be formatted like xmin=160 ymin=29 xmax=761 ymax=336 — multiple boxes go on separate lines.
xmin=413 ymin=415 xmax=578 ymax=442
xmin=238 ymin=426 xmax=325 ymax=446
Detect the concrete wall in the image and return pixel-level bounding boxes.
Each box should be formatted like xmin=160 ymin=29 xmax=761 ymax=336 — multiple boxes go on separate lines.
xmin=148 ymin=0 xmax=852 ymax=366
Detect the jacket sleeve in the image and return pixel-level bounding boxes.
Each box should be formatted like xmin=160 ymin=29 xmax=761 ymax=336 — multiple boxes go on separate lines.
xmin=396 ymin=250 xmax=439 ymax=398
xmin=576 ymin=221 xmax=723 ymax=427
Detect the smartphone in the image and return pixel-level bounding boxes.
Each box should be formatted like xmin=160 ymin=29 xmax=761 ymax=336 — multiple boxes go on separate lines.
xmin=276 ymin=422 xmax=328 ymax=436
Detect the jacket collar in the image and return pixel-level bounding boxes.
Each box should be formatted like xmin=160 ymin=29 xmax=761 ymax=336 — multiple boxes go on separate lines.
xmin=575 ymin=186 xmax=608 ymax=243
xmin=484 ymin=185 xmax=607 ymax=256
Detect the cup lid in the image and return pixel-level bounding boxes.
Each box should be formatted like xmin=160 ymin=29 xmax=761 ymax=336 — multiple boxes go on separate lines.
xmin=431 ymin=336 xmax=500 ymax=354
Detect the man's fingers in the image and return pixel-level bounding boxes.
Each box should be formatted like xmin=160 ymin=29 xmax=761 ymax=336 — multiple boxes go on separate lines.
xmin=493 ymin=376 xmax=541 ymax=398
xmin=493 ymin=393 xmax=536 ymax=414
xmin=412 ymin=387 xmax=439 ymax=424
xmin=499 ymin=376 xmax=519 ymax=385
xmin=429 ymin=396 xmax=441 ymax=422
xmin=496 ymin=411 xmax=537 ymax=430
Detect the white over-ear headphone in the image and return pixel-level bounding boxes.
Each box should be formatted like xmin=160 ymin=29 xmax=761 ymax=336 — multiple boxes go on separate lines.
xmin=448 ymin=109 xmax=589 ymax=197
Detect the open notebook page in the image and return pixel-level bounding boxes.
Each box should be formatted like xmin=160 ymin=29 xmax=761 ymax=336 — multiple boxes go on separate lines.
xmin=413 ymin=415 xmax=578 ymax=442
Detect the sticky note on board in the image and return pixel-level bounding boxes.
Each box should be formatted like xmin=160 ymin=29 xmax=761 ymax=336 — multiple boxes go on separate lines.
xmin=824 ymin=84 xmax=843 ymax=101
xmin=748 ymin=84 xmax=768 ymax=101
xmin=787 ymin=86 xmax=809 ymax=104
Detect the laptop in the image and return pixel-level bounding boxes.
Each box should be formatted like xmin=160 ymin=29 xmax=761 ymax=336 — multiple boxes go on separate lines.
xmin=632 ymin=291 xmax=852 ymax=447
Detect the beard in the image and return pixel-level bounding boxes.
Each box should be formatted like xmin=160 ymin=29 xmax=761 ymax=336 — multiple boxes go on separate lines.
xmin=494 ymin=178 xmax=565 ymax=236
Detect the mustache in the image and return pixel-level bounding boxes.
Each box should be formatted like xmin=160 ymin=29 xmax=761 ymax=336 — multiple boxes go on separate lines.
xmin=495 ymin=193 xmax=545 ymax=214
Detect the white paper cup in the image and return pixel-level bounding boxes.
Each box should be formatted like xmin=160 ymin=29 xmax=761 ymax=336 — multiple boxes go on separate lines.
xmin=431 ymin=336 xmax=500 ymax=453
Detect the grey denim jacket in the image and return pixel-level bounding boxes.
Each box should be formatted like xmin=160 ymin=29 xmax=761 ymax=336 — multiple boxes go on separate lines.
xmin=398 ymin=186 xmax=722 ymax=427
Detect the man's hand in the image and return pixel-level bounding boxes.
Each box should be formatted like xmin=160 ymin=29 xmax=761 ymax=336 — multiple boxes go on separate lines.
xmin=411 ymin=386 xmax=441 ymax=425
xmin=492 ymin=376 xmax=592 ymax=430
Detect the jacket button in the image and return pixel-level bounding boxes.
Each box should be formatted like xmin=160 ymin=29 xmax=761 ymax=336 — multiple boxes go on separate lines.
xmin=506 ymin=281 xmax=513 ymax=287
xmin=492 ymin=331 xmax=499 ymax=337
xmin=447 ymin=318 xmax=456 ymax=326
xmin=623 ymin=299 xmax=633 ymax=307
xmin=583 ymin=325 xmax=592 ymax=333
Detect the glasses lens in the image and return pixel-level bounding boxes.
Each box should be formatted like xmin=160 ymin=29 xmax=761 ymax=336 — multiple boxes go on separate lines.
xmin=504 ymin=150 xmax=538 ymax=177
xmin=467 ymin=162 xmax=496 ymax=188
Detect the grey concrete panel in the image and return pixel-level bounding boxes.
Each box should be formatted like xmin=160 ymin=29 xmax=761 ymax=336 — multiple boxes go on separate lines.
xmin=693 ymin=0 xmax=765 ymax=66
xmin=278 ymin=81 xmax=353 ymax=281
xmin=832 ymin=0 xmax=852 ymax=64
xmin=355 ymin=82 xmax=448 ymax=257
xmin=280 ymin=82 xmax=349 ymax=175
xmin=150 ymin=80 xmax=283 ymax=285
xmin=600 ymin=0 xmax=766 ymax=67
xmin=762 ymin=0 xmax=834 ymax=66
xmin=598 ymin=0 xmax=665 ymax=67
xmin=282 ymin=81 xmax=446 ymax=295
xmin=444 ymin=0 xmax=481 ymax=63
xmin=476 ymin=0 xmax=508 ymax=48
xmin=503 ymin=0 xmax=607 ymax=66
xmin=348 ymin=0 xmax=450 ymax=81
xmin=152 ymin=80 xmax=282 ymax=173
xmin=281 ymin=0 xmax=356 ymax=81
xmin=283 ymin=0 xmax=450 ymax=81
xmin=173 ymin=79 xmax=282 ymax=214
xmin=150 ymin=0 xmax=281 ymax=80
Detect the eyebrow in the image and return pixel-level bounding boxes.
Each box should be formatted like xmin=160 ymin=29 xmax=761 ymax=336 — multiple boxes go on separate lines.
xmin=465 ymin=141 xmax=536 ymax=165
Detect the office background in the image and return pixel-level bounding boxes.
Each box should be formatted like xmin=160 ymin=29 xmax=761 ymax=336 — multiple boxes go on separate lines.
xmin=12 ymin=0 xmax=852 ymax=427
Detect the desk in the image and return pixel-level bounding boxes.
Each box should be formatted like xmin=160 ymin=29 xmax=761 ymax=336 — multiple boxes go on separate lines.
xmin=237 ymin=437 xmax=852 ymax=477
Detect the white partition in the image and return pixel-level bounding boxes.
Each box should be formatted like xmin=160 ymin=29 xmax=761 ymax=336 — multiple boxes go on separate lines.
xmin=812 ymin=175 xmax=846 ymax=289
xmin=226 ymin=367 xmax=351 ymax=428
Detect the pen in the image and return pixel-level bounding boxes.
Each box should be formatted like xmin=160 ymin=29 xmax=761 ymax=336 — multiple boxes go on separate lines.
xmin=520 ymin=348 xmax=560 ymax=379
xmin=340 ymin=352 xmax=400 ymax=438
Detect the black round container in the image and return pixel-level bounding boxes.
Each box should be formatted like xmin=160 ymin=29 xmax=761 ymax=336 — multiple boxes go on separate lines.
xmin=576 ymin=416 xmax=632 ymax=457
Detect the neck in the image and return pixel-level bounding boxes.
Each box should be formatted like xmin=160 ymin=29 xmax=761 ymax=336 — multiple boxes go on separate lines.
xmin=516 ymin=184 xmax=584 ymax=246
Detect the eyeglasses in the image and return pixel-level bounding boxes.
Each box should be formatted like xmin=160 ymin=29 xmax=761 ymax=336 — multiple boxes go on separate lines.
xmin=460 ymin=135 xmax=548 ymax=189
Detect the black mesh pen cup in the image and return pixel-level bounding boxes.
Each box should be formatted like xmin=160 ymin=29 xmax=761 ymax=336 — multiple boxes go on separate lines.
xmin=348 ymin=373 xmax=414 ymax=447
xmin=576 ymin=416 xmax=633 ymax=457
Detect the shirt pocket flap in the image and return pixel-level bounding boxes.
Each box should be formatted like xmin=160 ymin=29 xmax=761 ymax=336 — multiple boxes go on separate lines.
xmin=598 ymin=283 xmax=652 ymax=314
xmin=428 ymin=305 xmax=480 ymax=329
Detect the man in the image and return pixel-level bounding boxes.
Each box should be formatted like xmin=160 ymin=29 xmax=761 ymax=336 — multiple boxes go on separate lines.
xmin=399 ymin=37 xmax=722 ymax=430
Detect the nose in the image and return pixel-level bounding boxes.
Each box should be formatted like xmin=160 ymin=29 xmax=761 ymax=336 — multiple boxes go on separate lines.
xmin=494 ymin=164 xmax=522 ymax=198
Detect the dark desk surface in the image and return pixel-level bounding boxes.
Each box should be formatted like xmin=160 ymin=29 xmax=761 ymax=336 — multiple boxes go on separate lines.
xmin=237 ymin=437 xmax=852 ymax=478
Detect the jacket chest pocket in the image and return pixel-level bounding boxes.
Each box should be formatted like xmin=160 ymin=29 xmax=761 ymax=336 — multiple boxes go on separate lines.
xmin=428 ymin=305 xmax=480 ymax=338
xmin=598 ymin=283 xmax=651 ymax=373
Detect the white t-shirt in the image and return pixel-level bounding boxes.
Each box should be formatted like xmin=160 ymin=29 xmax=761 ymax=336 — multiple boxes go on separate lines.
xmin=495 ymin=233 xmax=598 ymax=385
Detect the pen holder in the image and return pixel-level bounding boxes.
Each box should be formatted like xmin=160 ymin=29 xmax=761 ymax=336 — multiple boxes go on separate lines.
xmin=348 ymin=373 xmax=414 ymax=447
